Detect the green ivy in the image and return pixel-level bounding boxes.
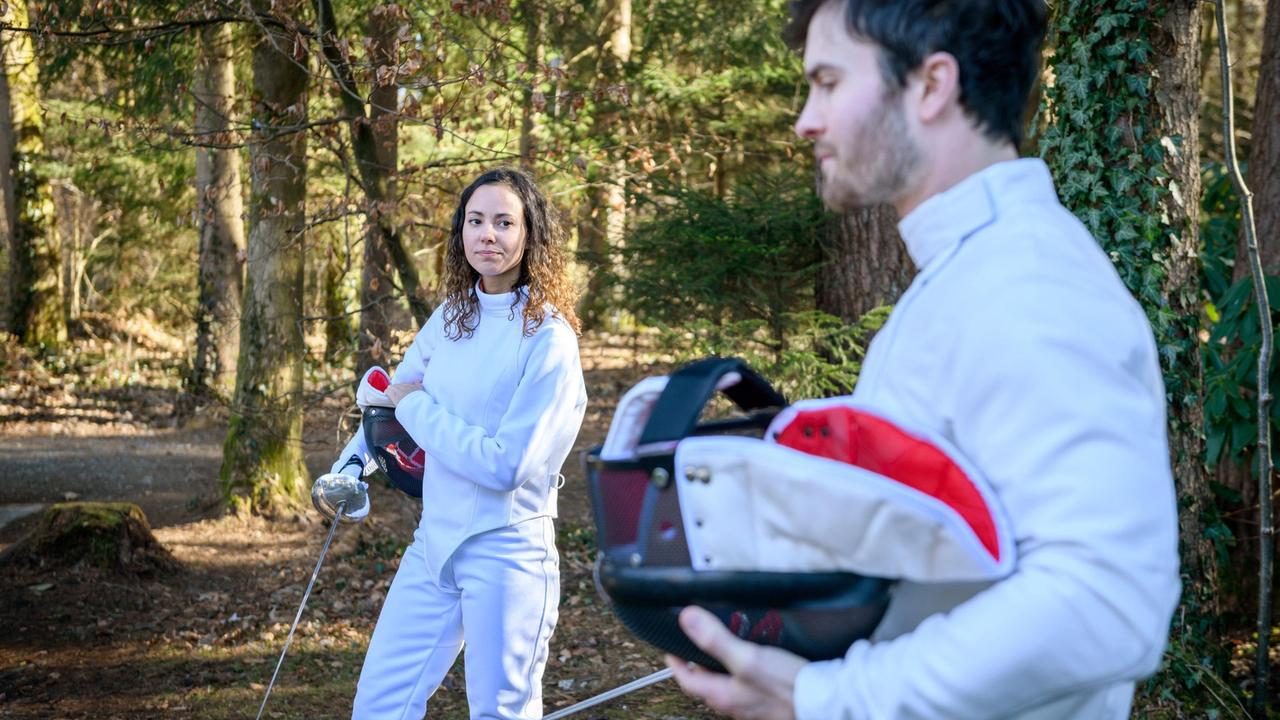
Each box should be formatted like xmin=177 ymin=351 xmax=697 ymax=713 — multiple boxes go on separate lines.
xmin=1038 ymin=2 xmax=1171 ymax=330
xmin=1037 ymin=0 xmax=1229 ymax=708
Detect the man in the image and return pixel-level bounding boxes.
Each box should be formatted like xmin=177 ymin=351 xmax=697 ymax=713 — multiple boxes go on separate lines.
xmin=665 ymin=1 xmax=1181 ymax=718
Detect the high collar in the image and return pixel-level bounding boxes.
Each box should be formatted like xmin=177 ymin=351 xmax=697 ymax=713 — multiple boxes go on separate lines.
xmin=897 ymin=158 xmax=1058 ymax=271
xmin=476 ymin=281 xmax=523 ymax=316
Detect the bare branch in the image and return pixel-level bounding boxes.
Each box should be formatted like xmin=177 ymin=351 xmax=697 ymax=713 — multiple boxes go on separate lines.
xmin=0 ymin=15 xmax=287 ymax=47
xmin=1214 ymin=1 xmax=1271 ymax=715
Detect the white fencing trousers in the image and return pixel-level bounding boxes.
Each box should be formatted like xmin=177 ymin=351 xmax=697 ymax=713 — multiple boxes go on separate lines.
xmin=352 ymin=517 xmax=560 ymax=719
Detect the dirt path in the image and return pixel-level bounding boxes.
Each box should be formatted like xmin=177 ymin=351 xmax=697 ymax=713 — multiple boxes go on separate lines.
xmin=0 ymin=429 xmax=226 ymax=540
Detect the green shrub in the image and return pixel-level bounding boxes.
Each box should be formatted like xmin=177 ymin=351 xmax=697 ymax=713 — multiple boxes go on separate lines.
xmin=621 ymin=170 xmax=885 ymax=397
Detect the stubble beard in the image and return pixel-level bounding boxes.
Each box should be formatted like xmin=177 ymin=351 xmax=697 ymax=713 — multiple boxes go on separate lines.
xmin=820 ymin=91 xmax=922 ymax=213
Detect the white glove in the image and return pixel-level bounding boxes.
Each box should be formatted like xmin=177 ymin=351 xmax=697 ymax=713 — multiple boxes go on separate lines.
xmin=356 ymin=366 xmax=394 ymax=410
xmin=310 ymin=473 xmax=371 ymax=523
xmin=600 ymin=371 xmax=741 ymax=461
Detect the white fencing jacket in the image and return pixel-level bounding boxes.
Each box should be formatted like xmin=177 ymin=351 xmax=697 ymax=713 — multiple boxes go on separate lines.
xmin=343 ymin=287 xmax=587 ymax=582
xmin=787 ymin=159 xmax=1181 ymax=719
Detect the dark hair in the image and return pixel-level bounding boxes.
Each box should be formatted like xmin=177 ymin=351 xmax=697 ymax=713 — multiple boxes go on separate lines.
xmin=442 ymin=167 xmax=580 ymax=340
xmin=784 ymin=0 xmax=1047 ymax=148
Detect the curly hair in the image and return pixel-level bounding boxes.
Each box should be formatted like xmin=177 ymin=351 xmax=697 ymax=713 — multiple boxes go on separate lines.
xmin=441 ymin=167 xmax=581 ymax=340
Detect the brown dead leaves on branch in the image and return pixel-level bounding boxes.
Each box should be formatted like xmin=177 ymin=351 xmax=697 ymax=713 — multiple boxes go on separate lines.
xmin=450 ymin=0 xmax=512 ymax=21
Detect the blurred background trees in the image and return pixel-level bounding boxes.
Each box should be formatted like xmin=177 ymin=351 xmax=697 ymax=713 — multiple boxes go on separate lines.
xmin=1 ymin=0 xmax=1279 ymax=712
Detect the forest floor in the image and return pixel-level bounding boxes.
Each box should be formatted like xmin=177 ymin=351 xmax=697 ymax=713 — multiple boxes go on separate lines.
xmin=0 ymin=316 xmax=1255 ymax=719
xmin=0 ymin=318 xmax=718 ymax=720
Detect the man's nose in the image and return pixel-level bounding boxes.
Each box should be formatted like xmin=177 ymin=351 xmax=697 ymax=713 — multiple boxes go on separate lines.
xmin=795 ymin=97 xmax=821 ymax=140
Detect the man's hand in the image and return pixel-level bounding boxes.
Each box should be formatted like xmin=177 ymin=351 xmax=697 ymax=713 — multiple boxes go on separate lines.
xmin=385 ymin=382 xmax=423 ymax=406
xmin=665 ymin=606 xmax=806 ymax=720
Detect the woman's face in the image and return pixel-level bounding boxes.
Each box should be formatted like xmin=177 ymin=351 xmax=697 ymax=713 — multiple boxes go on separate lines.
xmin=462 ymin=183 xmax=527 ymax=294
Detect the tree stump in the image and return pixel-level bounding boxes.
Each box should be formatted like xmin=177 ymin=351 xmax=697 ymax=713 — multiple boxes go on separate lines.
xmin=0 ymin=502 xmax=180 ymax=575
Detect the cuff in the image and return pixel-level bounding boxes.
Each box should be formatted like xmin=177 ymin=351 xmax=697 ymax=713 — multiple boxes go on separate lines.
xmin=795 ymin=658 xmax=858 ymax=720
xmin=332 ymin=454 xmax=364 ymax=476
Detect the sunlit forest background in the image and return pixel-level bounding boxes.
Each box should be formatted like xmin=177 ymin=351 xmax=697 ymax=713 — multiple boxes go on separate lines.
xmin=1 ymin=0 xmax=1280 ymax=718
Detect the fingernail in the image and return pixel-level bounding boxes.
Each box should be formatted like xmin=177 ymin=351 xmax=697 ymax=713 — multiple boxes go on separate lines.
xmin=679 ymin=607 xmax=703 ymax=638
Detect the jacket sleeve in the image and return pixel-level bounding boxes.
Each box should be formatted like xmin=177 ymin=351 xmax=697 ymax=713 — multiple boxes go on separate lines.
xmin=330 ymin=429 xmax=368 ymax=476
xmin=391 ymin=309 xmax=442 ymax=385
xmin=393 ymin=324 xmax=587 ymax=493
xmin=793 ymin=281 xmax=1181 ymax=719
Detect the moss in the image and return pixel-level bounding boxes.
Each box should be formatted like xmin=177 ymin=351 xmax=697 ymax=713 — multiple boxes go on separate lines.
xmin=220 ymin=411 xmax=308 ymax=517
xmin=47 ymin=501 xmax=146 ymax=531
xmin=0 ymin=501 xmax=178 ymax=575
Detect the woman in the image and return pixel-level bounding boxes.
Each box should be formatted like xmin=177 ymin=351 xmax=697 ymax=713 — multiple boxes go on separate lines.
xmin=334 ymin=167 xmax=586 ymax=719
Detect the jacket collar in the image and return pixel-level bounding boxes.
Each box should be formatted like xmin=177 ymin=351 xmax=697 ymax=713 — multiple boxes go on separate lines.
xmin=897 ymin=158 xmax=1058 ymax=272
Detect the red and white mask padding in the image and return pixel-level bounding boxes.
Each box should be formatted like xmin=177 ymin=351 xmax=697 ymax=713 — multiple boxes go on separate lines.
xmin=674 ymin=399 xmax=1015 ymax=583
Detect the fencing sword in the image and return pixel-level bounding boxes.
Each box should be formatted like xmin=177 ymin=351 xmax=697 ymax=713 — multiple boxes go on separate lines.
xmin=543 ymin=667 xmax=675 ymax=720
xmin=255 ymin=474 xmax=369 ymax=720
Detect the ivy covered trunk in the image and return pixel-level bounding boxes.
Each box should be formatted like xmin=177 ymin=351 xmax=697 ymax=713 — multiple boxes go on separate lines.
xmin=1154 ymin=0 xmax=1213 ymax=607
xmin=815 ymin=203 xmax=913 ymax=323
xmin=1039 ymin=0 xmax=1213 ymax=630
xmin=3 ymin=0 xmax=64 ymax=347
xmin=220 ymin=0 xmax=310 ymax=515
xmin=191 ymin=21 xmax=246 ymax=398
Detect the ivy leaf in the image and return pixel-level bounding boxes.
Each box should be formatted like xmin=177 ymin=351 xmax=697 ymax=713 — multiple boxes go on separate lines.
xmin=1205 ymin=427 xmax=1226 ymax=467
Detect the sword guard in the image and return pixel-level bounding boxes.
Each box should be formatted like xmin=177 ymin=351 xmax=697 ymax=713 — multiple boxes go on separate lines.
xmin=311 ymin=473 xmax=370 ymax=523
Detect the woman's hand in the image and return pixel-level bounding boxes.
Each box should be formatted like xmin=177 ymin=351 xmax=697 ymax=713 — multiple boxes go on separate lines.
xmin=385 ymin=382 xmax=424 ymax=406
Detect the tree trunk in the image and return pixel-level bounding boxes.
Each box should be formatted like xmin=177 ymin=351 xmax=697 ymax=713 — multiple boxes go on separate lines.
xmin=0 ymin=502 xmax=179 ymax=575
xmin=322 ymin=235 xmax=351 ymax=363
xmin=578 ymin=0 xmax=630 ymax=330
xmin=0 ymin=25 xmax=15 ymax=335
xmin=815 ymin=204 xmax=913 ymax=322
xmin=519 ymin=0 xmax=544 ymax=169
xmin=314 ymin=0 xmax=429 ymax=338
xmin=1041 ymin=0 xmax=1213 ymax=628
xmin=220 ymin=0 xmax=310 ymax=515
xmin=50 ymin=181 xmax=93 ymax=328
xmin=355 ymin=3 xmax=401 ymax=371
xmin=1242 ymin=0 xmax=1279 ymax=276
xmin=191 ymin=22 xmax=246 ymax=399
xmin=1153 ymin=0 xmax=1216 ymax=610
xmin=2 ymin=0 xmax=63 ymax=347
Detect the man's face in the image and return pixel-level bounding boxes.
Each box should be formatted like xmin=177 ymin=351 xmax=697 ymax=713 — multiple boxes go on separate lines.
xmin=794 ymin=2 xmax=922 ymax=212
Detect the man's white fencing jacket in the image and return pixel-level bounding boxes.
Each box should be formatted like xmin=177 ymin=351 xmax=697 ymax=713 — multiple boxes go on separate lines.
xmin=673 ymin=159 xmax=1180 ymax=719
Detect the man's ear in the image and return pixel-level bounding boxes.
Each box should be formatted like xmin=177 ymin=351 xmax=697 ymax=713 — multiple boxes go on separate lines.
xmin=914 ymin=51 xmax=961 ymax=124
